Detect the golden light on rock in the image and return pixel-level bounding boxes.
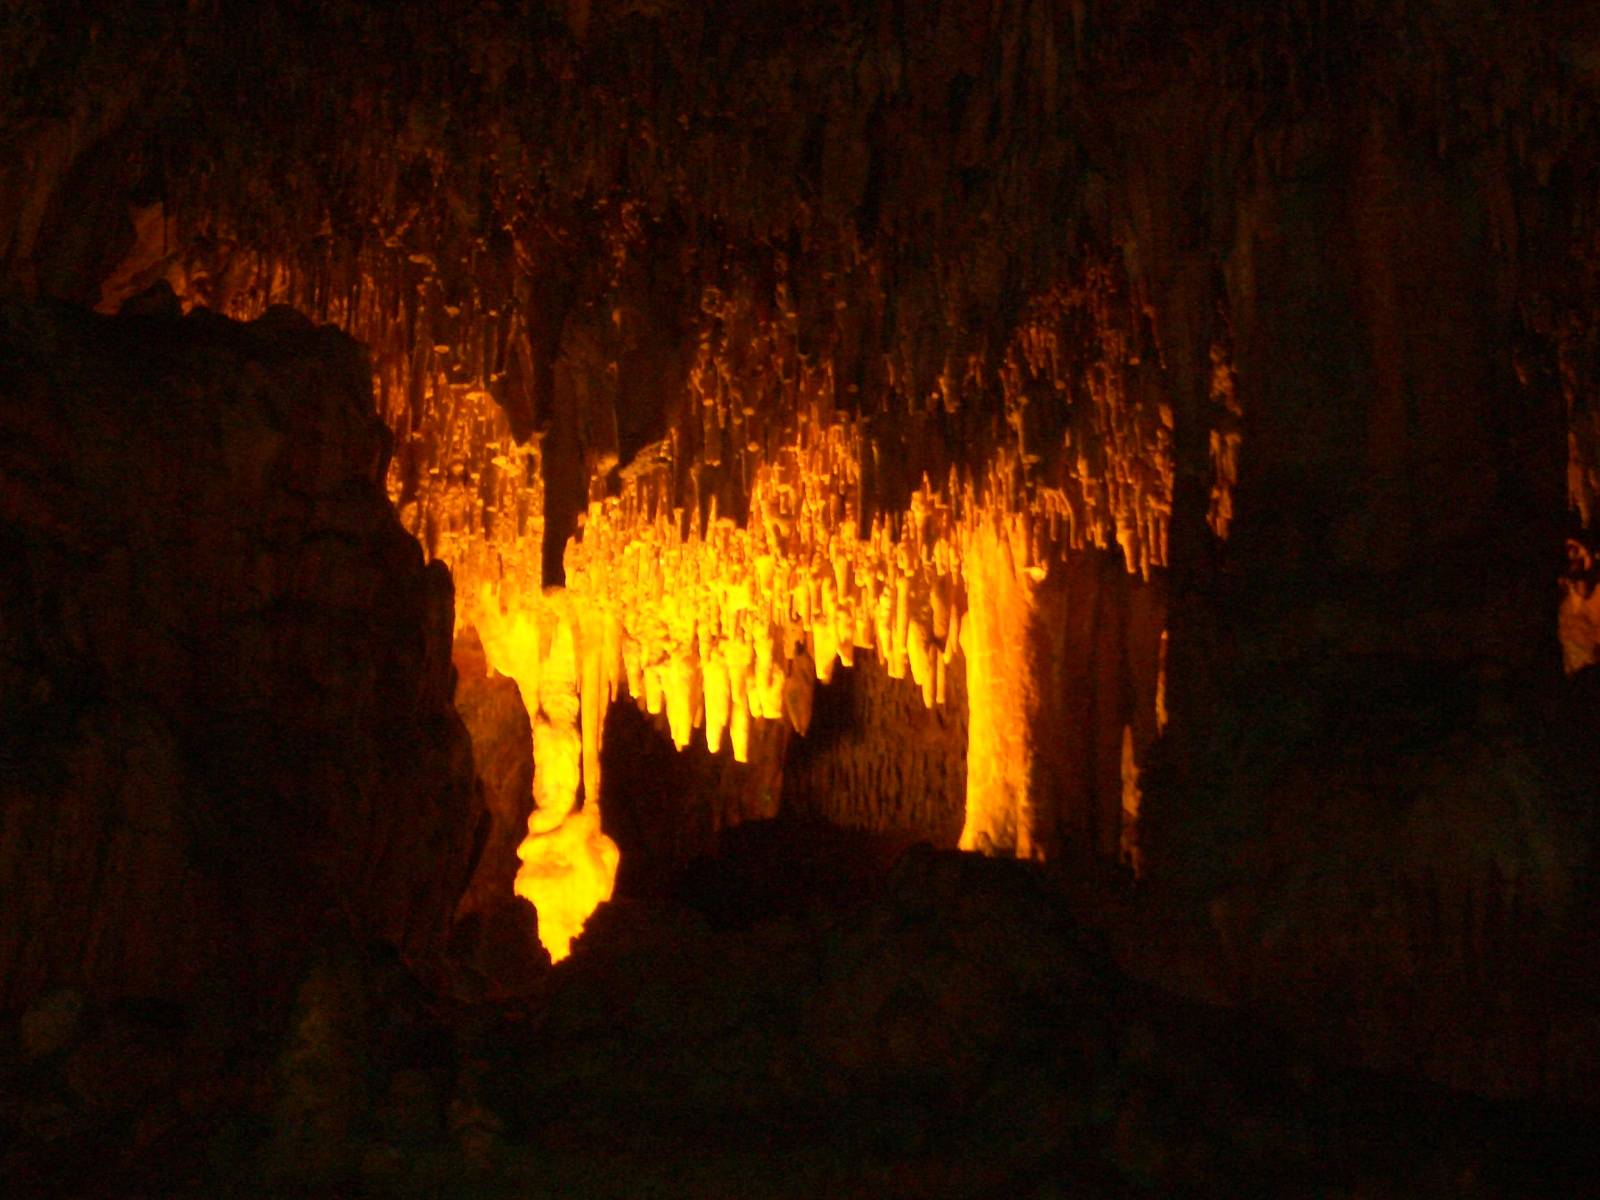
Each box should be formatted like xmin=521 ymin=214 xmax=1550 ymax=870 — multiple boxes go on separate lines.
xmin=957 ymin=508 xmax=1043 ymax=856
xmin=1559 ymin=539 xmax=1600 ymax=676
xmin=443 ymin=394 xmax=1177 ymax=952
xmin=397 ymin=309 xmax=1183 ymax=950
xmin=467 ymin=590 xmax=617 ymax=961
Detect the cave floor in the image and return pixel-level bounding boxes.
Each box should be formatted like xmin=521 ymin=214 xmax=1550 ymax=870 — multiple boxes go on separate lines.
xmin=3 ymin=843 xmax=1594 ymax=1200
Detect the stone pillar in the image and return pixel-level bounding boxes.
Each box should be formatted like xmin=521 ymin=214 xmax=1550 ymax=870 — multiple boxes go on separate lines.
xmin=958 ymin=513 xmax=1049 ymax=857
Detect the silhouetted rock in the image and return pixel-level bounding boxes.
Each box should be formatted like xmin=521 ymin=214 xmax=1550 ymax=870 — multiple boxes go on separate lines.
xmin=0 ymin=300 xmax=479 ymax=1015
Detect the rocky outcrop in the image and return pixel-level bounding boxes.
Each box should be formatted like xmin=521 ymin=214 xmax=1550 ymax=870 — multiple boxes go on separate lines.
xmin=12 ymin=846 xmax=1596 ymax=1197
xmin=447 ymin=626 xmax=548 ymax=990
xmin=468 ymin=848 xmax=1595 ymax=1198
xmin=449 ymin=628 xmax=535 ymax=925
xmin=0 ymin=298 xmax=479 ymax=1014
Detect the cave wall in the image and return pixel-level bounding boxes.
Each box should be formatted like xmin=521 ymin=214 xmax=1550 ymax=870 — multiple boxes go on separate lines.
xmin=0 ymin=300 xmax=481 ymax=1013
xmin=1033 ymin=550 xmax=1166 ymax=865
xmin=447 ymin=626 xmax=547 ymax=986
xmin=600 ymin=696 xmax=787 ymax=899
xmin=782 ymin=643 xmax=967 ymax=844
xmin=5 ymin=4 xmax=1205 ymax=872
xmin=1130 ymin=67 xmax=1600 ymax=1099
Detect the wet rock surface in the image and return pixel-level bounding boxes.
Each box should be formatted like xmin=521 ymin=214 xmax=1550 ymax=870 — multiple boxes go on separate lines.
xmin=783 ymin=647 xmax=969 ymax=846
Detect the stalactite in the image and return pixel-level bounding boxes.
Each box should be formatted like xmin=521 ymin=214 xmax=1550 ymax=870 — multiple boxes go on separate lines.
xmin=1119 ymin=723 xmax=1142 ymax=877
xmin=1558 ymin=539 xmax=1600 ymax=674
xmin=1207 ymin=340 xmax=1243 ymax=541
xmin=472 ymin=592 xmax=619 ymax=962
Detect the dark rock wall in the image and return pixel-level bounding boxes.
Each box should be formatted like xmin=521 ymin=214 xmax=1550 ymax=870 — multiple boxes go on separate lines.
xmin=449 ymin=627 xmax=534 ymax=924
xmin=1031 ymin=552 xmax=1168 ymax=864
xmin=0 ymin=301 xmax=479 ymax=1013
xmin=600 ymin=697 xmax=788 ymax=899
xmin=1134 ymin=88 xmax=1600 ymax=1100
xmin=446 ymin=627 xmax=548 ymax=988
xmin=782 ymin=649 xmax=967 ymax=846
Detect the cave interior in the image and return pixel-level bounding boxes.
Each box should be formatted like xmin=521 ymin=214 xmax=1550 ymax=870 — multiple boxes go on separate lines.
xmin=3 ymin=2 xmax=1600 ymax=1196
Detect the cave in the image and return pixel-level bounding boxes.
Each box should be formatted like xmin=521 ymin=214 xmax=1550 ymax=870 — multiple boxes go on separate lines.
xmin=2 ymin=2 xmax=1598 ymax=1196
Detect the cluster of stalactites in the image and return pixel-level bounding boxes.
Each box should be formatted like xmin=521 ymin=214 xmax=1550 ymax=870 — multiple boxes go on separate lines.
xmin=170 ymin=236 xmax=543 ymax=578
xmin=1207 ymin=341 xmax=1243 ymax=541
xmin=175 ymin=238 xmax=1197 ymax=615
xmin=562 ymin=410 xmax=969 ymax=762
xmin=996 ymin=277 xmax=1176 ymax=578
xmin=423 ymin=421 xmax=546 ymax=621
xmin=551 ymin=403 xmax=1170 ymax=766
xmin=682 ymin=281 xmax=817 ymax=478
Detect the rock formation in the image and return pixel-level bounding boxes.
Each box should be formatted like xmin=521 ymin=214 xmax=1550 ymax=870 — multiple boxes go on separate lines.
xmin=0 ymin=299 xmax=479 ymax=1012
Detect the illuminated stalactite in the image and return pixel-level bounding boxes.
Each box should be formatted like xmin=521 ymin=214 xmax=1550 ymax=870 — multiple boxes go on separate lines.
xmin=471 ymin=592 xmax=619 ymax=962
xmin=555 ymin=412 xmax=904 ymax=767
xmin=1559 ymin=539 xmax=1600 ymax=675
xmin=1001 ymin=276 xmax=1175 ymax=580
xmin=1119 ymin=724 xmax=1143 ymax=877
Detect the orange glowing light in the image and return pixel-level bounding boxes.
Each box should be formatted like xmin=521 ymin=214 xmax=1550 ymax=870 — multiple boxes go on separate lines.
xmin=469 ymin=589 xmax=619 ymax=961
xmin=452 ymin=398 xmax=1176 ymax=909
